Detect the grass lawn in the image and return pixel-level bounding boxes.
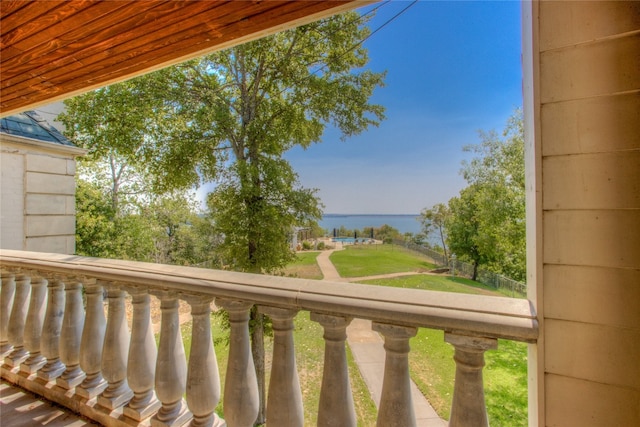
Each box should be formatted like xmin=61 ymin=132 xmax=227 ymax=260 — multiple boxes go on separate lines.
xmin=359 ymin=274 xmax=529 ymax=426
xmin=180 ymin=311 xmax=377 ymax=426
xmin=330 ymin=244 xmax=436 ymax=277
xmin=280 ymin=251 xmax=324 ymax=280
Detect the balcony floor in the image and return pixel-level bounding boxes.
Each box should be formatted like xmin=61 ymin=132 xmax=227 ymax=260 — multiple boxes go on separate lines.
xmin=1 ymin=380 xmax=98 ymax=427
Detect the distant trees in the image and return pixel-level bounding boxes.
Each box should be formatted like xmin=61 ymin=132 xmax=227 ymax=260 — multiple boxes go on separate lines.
xmin=419 ymin=203 xmax=450 ymax=259
xmin=421 ymin=109 xmax=525 ymax=281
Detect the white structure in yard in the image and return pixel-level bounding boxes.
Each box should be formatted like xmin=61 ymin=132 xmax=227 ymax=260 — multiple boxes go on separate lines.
xmin=0 ymin=110 xmax=84 ymax=254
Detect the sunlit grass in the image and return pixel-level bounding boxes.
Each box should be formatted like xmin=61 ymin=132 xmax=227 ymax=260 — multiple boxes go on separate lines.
xmin=330 ymin=244 xmax=436 ymax=277
xmin=359 ymin=274 xmax=528 ymax=425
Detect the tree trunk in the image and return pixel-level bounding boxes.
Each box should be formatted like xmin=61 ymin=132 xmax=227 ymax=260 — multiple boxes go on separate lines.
xmin=472 ymin=260 xmax=479 ymax=281
xmin=250 ymin=306 xmax=266 ymax=426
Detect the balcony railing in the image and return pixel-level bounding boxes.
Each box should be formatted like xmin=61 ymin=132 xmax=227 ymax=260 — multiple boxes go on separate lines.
xmin=1 ymin=249 xmax=537 ymax=427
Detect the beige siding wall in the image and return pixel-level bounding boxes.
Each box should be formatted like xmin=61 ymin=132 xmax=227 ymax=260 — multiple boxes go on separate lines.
xmin=0 ymin=152 xmax=25 ymax=249
xmin=1 ymin=139 xmax=78 ymax=254
xmin=536 ymin=2 xmax=640 ymax=426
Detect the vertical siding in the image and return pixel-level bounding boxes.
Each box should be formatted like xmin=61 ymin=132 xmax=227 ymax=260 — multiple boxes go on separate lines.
xmin=537 ymin=2 xmax=640 ymax=426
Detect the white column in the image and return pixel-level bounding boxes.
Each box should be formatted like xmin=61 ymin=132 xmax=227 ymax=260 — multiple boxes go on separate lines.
xmin=20 ymin=275 xmax=47 ymax=374
xmin=372 ymin=322 xmax=418 ymax=427
xmin=311 ymin=313 xmax=356 ymax=427
xmin=77 ymin=280 xmax=107 ymax=399
xmin=216 ymin=299 xmax=259 ymax=427
xmin=151 ymin=290 xmax=191 ymax=427
xmin=260 ymin=306 xmax=303 ymax=427
xmin=445 ymin=333 xmax=497 ymax=427
xmin=185 ymin=295 xmax=222 ymax=427
xmin=5 ymin=274 xmax=31 ymax=367
xmin=57 ymin=279 xmax=86 ymax=389
xmin=124 ymin=286 xmax=160 ymax=422
xmin=98 ymin=284 xmax=133 ymax=410
xmin=38 ymin=276 xmax=66 ymax=381
xmin=0 ymin=272 xmax=16 ymax=357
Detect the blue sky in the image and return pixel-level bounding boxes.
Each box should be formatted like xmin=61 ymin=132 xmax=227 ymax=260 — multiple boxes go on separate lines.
xmin=284 ymin=1 xmax=523 ymax=214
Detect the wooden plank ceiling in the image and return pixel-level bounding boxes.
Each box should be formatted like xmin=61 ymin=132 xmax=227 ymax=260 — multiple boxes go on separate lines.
xmin=0 ymin=0 xmax=365 ymax=117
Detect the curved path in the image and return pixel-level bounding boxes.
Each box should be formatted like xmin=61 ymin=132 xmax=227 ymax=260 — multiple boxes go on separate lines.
xmin=316 ymin=246 xmax=447 ymax=427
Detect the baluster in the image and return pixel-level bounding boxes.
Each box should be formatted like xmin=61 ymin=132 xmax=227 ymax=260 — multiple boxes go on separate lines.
xmin=57 ymin=279 xmax=86 ymax=389
xmin=445 ymin=333 xmax=497 ymax=427
xmin=185 ymin=295 xmax=222 ymax=427
xmin=77 ymin=279 xmax=107 ymax=399
xmin=311 ymin=313 xmax=356 ymax=427
xmin=98 ymin=284 xmax=133 ymax=410
xmin=20 ymin=275 xmax=47 ymax=374
xmin=38 ymin=276 xmax=66 ymax=381
xmin=216 ymin=299 xmax=259 ymax=427
xmin=372 ymin=322 xmax=418 ymax=427
xmin=1 ymin=272 xmax=16 ymax=357
xmin=124 ymin=286 xmax=160 ymax=421
xmin=260 ymin=306 xmax=303 ymax=427
xmin=151 ymin=290 xmax=191 ymax=427
xmin=5 ymin=274 xmax=31 ymax=367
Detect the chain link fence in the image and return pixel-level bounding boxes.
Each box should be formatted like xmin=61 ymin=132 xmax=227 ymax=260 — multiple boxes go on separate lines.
xmin=394 ymin=239 xmax=527 ymax=298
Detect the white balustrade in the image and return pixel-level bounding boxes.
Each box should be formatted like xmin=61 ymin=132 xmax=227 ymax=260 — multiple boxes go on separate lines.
xmin=373 ymin=322 xmax=418 ymax=427
xmin=151 ymin=290 xmax=191 ymax=427
xmin=77 ymin=279 xmax=107 ymax=399
xmin=216 ymin=299 xmax=259 ymax=427
xmin=57 ymin=279 xmax=85 ymax=389
xmin=0 ymin=250 xmax=538 ymax=427
xmin=20 ymin=275 xmax=47 ymax=374
xmin=445 ymin=333 xmax=498 ymax=427
xmin=311 ymin=313 xmax=356 ymax=427
xmin=185 ymin=295 xmax=222 ymax=427
xmin=5 ymin=274 xmax=30 ymax=367
xmin=98 ymin=284 xmax=133 ymax=410
xmin=124 ymin=286 xmax=161 ymax=421
xmin=38 ymin=276 xmax=65 ymax=381
xmin=0 ymin=272 xmax=16 ymax=357
xmin=261 ymin=306 xmax=303 ymax=427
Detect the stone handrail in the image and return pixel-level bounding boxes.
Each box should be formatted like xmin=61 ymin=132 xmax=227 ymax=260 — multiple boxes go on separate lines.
xmin=1 ymin=249 xmax=537 ymax=426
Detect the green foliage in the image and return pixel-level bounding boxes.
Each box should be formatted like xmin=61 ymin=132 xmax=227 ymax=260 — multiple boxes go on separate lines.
xmin=420 ymin=203 xmax=450 ymax=259
xmin=445 ymin=109 xmax=525 ymax=281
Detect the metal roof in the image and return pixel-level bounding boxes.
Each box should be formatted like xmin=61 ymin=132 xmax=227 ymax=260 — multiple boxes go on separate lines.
xmin=0 ymin=110 xmax=74 ymax=146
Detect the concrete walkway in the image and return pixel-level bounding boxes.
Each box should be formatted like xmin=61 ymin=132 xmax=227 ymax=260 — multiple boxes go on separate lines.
xmin=315 ymin=248 xmax=447 ymax=427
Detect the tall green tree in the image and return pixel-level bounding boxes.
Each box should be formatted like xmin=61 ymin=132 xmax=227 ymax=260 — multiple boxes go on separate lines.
xmin=445 ymin=109 xmax=525 ymax=281
xmin=184 ymin=13 xmax=385 ymax=422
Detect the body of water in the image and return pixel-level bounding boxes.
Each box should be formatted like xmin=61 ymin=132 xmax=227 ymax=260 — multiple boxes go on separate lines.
xmin=319 ymin=214 xmax=422 ymax=235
